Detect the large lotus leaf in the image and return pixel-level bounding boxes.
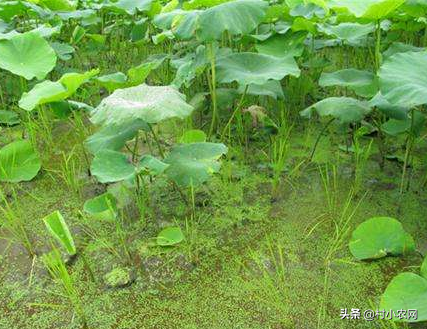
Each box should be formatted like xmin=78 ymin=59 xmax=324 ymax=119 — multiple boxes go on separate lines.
xmin=381 ymin=111 xmax=425 ymax=137
xmin=216 ymin=52 xmax=300 ymax=86
xmin=0 ymin=31 xmax=56 ymax=80
xmin=380 ymin=273 xmax=427 ymax=322
xmin=0 ymin=110 xmax=19 ymax=125
xmin=317 ymin=22 xmax=375 ymax=44
xmin=328 ymin=0 xmax=405 ymax=20
xmin=369 ymin=92 xmax=409 ymax=120
xmin=197 ymin=0 xmax=268 ymax=41
xmin=19 ymin=69 xmax=99 ymax=111
xmin=164 ymin=142 xmax=228 ymax=187
xmin=379 ymin=51 xmax=427 ymax=108
xmin=153 ymin=9 xmax=202 ymax=40
xmin=300 ymin=97 xmax=371 ymax=124
xmin=0 ymin=140 xmax=41 ymax=183
xmin=86 ymin=119 xmax=149 ymax=154
xmin=91 ymin=150 xmax=135 ymax=183
xmin=90 ymin=84 xmax=194 ymax=126
xmin=106 ymin=0 xmax=153 ymax=14
xmin=383 ymin=42 xmax=425 ymax=60
xmin=43 ymin=210 xmax=76 ymax=255
xmin=349 ymin=217 xmax=415 ymax=261
xmin=255 ymin=31 xmax=307 ymax=58
xmin=319 ymin=69 xmax=378 ymax=98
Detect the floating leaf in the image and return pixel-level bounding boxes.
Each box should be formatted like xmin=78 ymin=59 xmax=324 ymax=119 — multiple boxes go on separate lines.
xmin=349 ymin=217 xmax=415 ymax=261
xmin=300 ymin=97 xmax=371 ymax=123
xmin=380 ymin=272 xmax=427 ymax=322
xmin=164 ymin=142 xmax=228 ymax=187
xmin=90 ymin=84 xmax=194 ymax=126
xmin=379 ymin=51 xmax=427 ymax=108
xmin=0 ymin=31 xmax=56 ymax=80
xmin=216 ymin=52 xmax=300 ymax=86
xmin=0 ymin=140 xmax=41 ymax=183
xmin=156 ymin=226 xmax=184 ymax=246
xmin=43 ymin=210 xmax=76 ymax=255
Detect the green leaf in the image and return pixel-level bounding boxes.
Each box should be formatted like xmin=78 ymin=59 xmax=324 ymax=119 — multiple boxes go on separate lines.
xmin=319 ymin=69 xmax=378 ymax=98
xmin=90 ymin=84 xmax=194 ymax=126
xmin=197 ymin=0 xmax=268 ymax=41
xmin=179 ymin=129 xmax=207 ymax=143
xmin=381 ymin=111 xmax=425 ymax=137
xmin=379 ymin=51 xmax=427 ymax=108
xmin=83 ymin=193 xmax=117 ymax=219
xmin=91 ymin=150 xmax=135 ymax=183
xmin=95 ymin=72 xmax=128 ymax=92
xmin=0 ymin=31 xmax=56 ymax=80
xmin=19 ymin=69 xmax=99 ymax=111
xmin=369 ymin=92 xmax=409 ymax=120
xmin=165 ymin=142 xmax=228 ymax=187
xmin=380 ymin=273 xmax=427 ymax=322
xmin=0 ymin=140 xmax=41 ymax=183
xmin=138 ymin=155 xmax=169 ymax=175
xmin=43 ymin=210 xmax=76 ymax=255
xmin=328 ymin=0 xmax=405 ymax=20
xmin=349 ymin=217 xmax=415 ymax=261
xmin=126 ymin=54 xmax=166 ymax=86
xmin=255 ymin=31 xmax=307 ymax=58
xmin=238 ymin=80 xmax=284 ymax=100
xmin=318 ymin=22 xmax=375 ymax=44
xmin=0 ymin=110 xmax=19 ymax=125
xmin=216 ymin=52 xmax=300 ymax=86
xmin=106 ymin=0 xmax=153 ymax=14
xmin=421 ymin=256 xmax=427 ymax=280
xmin=85 ymin=119 xmax=149 ymax=154
xmin=156 ymin=226 xmax=184 ymax=246
xmin=300 ymin=97 xmax=371 ymax=124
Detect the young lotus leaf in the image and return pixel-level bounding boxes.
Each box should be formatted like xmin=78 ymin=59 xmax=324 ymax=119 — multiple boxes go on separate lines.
xmin=85 ymin=119 xmax=149 ymax=154
xmin=90 ymin=84 xmax=194 ymax=126
xmin=300 ymin=97 xmax=371 ymax=124
xmin=156 ymin=226 xmax=184 ymax=246
xmin=138 ymin=155 xmax=169 ymax=176
xmin=317 ymin=22 xmax=375 ymax=45
xmin=0 ymin=140 xmax=41 ymax=183
xmin=179 ymin=129 xmax=207 ymax=143
xmin=238 ymin=80 xmax=284 ymax=100
xmin=197 ymin=0 xmax=268 ymax=41
xmin=19 ymin=69 xmax=99 ymax=111
xmin=319 ymin=69 xmax=378 ymax=98
xmin=349 ymin=217 xmax=415 ymax=261
xmin=216 ymin=52 xmax=300 ymax=86
xmin=0 ymin=110 xmax=19 ymax=125
xmin=164 ymin=142 xmax=228 ymax=187
xmin=0 ymin=31 xmax=56 ymax=80
xmin=328 ymin=0 xmax=405 ymax=20
xmin=43 ymin=210 xmax=76 ymax=255
xmin=379 ymin=51 xmax=427 ymax=108
xmin=95 ymin=72 xmax=128 ymax=92
xmin=126 ymin=54 xmax=166 ymax=86
xmin=83 ymin=193 xmax=117 ymax=219
xmin=153 ymin=9 xmax=202 ymax=40
xmin=91 ymin=150 xmax=135 ymax=183
xmin=380 ymin=272 xmax=427 ymax=322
